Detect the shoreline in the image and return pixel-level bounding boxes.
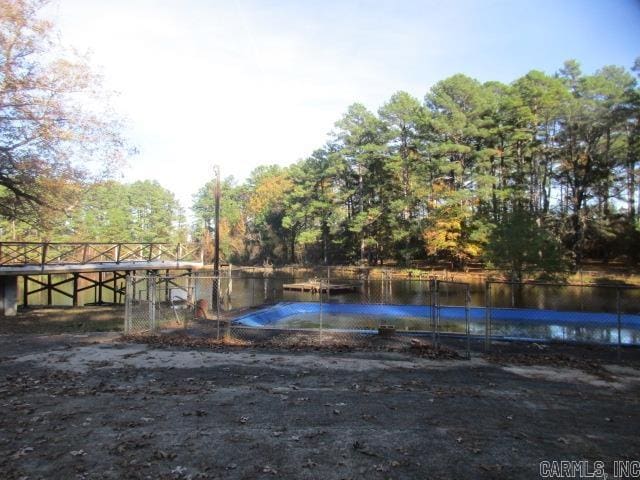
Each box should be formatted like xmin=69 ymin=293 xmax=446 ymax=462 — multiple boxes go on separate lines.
xmin=233 ymin=264 xmax=640 ymax=286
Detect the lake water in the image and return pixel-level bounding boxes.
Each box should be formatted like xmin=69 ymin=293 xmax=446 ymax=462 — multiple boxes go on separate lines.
xmin=213 ymin=274 xmax=640 ymax=313
xmin=219 ymin=274 xmax=640 ymax=346
xmin=18 ymin=273 xmax=640 ymax=313
xmin=19 ymin=271 xmax=640 ymax=345
xmin=23 ymin=272 xmax=638 ymax=312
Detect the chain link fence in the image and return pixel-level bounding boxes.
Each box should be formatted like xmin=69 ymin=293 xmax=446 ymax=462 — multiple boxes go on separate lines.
xmin=484 ymin=281 xmax=640 ymax=356
xmin=430 ymin=280 xmax=472 ymax=358
xmin=123 ymin=271 xmax=640 ymax=357
xmin=230 ymin=270 xmax=445 ymax=349
xmin=124 ymin=271 xmax=462 ymax=350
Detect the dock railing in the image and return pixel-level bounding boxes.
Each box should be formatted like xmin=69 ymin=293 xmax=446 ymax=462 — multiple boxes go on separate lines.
xmin=0 ymin=242 xmax=203 ymax=267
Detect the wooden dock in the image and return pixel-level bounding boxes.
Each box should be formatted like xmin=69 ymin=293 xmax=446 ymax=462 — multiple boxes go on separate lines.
xmin=0 ymin=241 xmax=205 ymax=315
xmin=283 ymin=281 xmax=358 ymax=293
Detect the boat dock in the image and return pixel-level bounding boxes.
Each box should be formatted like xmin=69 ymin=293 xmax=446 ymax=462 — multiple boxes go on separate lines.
xmin=282 ymin=281 xmax=358 ymax=293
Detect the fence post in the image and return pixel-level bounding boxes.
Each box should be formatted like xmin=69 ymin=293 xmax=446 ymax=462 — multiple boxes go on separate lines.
xmin=319 ymin=277 xmax=324 ymax=342
xmin=429 ymin=278 xmax=437 ymax=348
xmin=510 ymin=279 xmax=515 ymax=308
xmin=435 ymin=279 xmax=440 ymax=350
xmin=149 ymin=273 xmax=157 ymax=333
xmin=216 ymin=276 xmax=221 ymax=339
xmin=264 ymin=278 xmax=268 ymax=301
xmin=251 ymin=277 xmax=255 ymax=307
xmin=124 ymin=273 xmax=132 ymax=334
xmin=326 ymin=266 xmax=330 ymax=301
xmin=616 ymin=287 xmax=621 ymax=360
xmin=224 ymin=275 xmax=231 ymax=339
xmin=484 ymin=281 xmax=491 ymax=352
xmin=429 ymin=278 xmax=436 ymax=348
xmin=465 ymin=284 xmax=471 ymax=360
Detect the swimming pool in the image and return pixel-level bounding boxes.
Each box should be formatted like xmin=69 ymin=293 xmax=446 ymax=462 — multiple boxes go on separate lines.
xmin=232 ymin=302 xmax=640 ymax=345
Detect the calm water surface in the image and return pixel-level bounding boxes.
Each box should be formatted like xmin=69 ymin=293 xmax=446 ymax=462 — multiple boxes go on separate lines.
xmin=20 ymin=271 xmax=640 ymax=345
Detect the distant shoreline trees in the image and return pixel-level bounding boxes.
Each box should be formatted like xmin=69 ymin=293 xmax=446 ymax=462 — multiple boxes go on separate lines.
xmin=193 ymin=59 xmax=640 ymax=271
xmin=0 ymin=180 xmax=187 ymax=243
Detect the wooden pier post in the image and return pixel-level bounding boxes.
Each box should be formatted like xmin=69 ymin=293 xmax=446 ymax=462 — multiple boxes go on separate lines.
xmin=0 ymin=276 xmax=18 ymax=316
xmin=23 ymin=276 xmax=28 ymax=307
xmin=98 ymin=271 xmax=103 ymax=304
xmin=47 ymin=274 xmax=52 ymax=306
xmin=72 ymin=273 xmax=79 ymax=307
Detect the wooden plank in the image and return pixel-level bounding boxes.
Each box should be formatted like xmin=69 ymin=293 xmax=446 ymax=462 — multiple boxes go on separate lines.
xmin=0 ymin=260 xmax=205 ymax=275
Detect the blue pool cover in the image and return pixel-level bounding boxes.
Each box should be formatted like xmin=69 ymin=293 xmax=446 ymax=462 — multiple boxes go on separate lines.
xmin=233 ymin=302 xmax=640 ymax=328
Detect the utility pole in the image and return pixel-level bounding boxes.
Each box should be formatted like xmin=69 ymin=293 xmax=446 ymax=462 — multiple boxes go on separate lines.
xmin=212 ymin=165 xmax=221 ymax=309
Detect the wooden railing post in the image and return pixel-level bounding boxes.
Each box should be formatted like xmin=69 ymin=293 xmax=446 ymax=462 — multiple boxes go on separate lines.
xmin=41 ymin=242 xmax=48 ymax=267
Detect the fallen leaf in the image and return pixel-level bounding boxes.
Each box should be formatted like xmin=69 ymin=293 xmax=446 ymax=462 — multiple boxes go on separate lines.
xmin=11 ymin=446 xmax=34 ymax=459
xmin=263 ymin=465 xmax=277 ymax=474
xmin=303 ymin=459 xmax=317 ymax=468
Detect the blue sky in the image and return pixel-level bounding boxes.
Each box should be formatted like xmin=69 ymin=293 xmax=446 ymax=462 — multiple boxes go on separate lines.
xmin=47 ymin=0 xmax=640 ymax=212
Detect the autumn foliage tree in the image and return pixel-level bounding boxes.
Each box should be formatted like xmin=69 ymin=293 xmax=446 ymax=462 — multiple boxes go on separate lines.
xmin=0 ymin=0 xmax=128 ymax=231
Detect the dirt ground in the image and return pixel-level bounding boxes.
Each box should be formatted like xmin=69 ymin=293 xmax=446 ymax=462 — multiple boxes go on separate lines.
xmin=0 ymin=307 xmax=124 ymax=335
xmin=0 ymin=331 xmax=639 ymax=480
